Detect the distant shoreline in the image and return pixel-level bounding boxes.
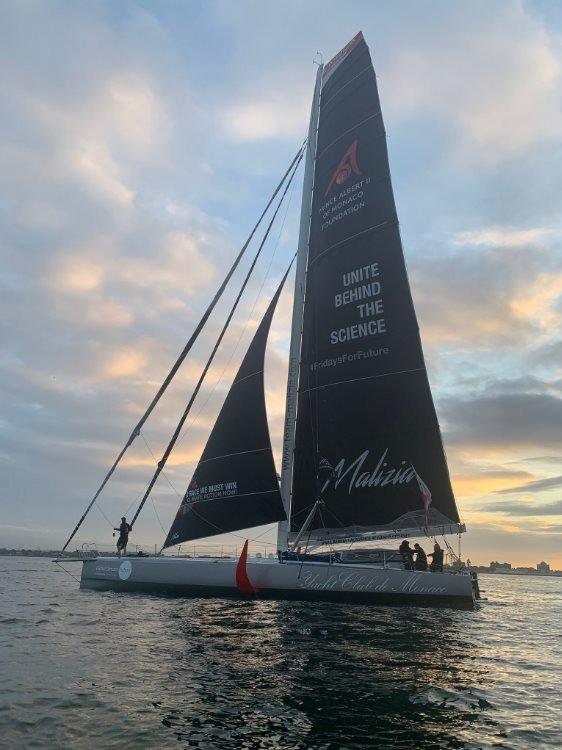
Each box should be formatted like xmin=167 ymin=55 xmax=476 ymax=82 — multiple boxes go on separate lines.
xmin=2 ymin=549 xmax=561 ymax=575
xmin=0 ymin=549 xmax=114 ymax=558
xmin=478 ymin=569 xmax=562 ymax=578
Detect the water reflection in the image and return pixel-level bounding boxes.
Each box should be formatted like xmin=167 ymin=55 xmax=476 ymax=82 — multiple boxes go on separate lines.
xmin=2 ymin=562 xmax=560 ymax=748
xmin=157 ymin=599 xmax=502 ymax=748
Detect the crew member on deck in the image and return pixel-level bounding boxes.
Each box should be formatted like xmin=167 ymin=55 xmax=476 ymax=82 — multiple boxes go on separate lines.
xmin=399 ymin=540 xmax=414 ymax=571
xmin=413 ymin=543 xmax=428 ymax=571
xmin=114 ymin=517 xmax=131 ymax=557
xmin=429 ymin=542 xmax=444 ymax=572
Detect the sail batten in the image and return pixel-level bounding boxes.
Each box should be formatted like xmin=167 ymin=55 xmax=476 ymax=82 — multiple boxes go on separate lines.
xmin=299 ymin=366 xmax=425 ymax=394
xmin=198 ymin=447 xmax=271 ymax=466
xmin=289 ymin=33 xmax=462 ymax=542
xmin=309 ymin=220 xmax=394 ymax=266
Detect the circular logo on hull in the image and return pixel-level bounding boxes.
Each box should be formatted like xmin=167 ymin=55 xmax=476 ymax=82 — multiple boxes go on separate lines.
xmin=118 ymin=560 xmax=132 ymax=580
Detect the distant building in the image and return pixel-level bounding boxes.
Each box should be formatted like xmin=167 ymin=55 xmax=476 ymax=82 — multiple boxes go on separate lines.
xmin=490 ymin=561 xmax=512 ymax=571
xmin=537 ymin=561 xmax=550 ymax=573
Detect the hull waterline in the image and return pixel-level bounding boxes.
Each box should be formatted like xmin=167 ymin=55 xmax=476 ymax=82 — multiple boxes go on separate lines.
xmin=80 ymin=556 xmax=476 ymax=609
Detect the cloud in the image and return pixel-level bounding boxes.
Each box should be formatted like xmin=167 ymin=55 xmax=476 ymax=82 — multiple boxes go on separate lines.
xmin=532 ymin=340 xmax=562 ymax=367
xmin=484 ymin=499 xmax=562 ymax=516
xmin=452 ymin=467 xmax=534 ymax=498
xmin=452 ymin=227 xmax=554 ymax=248
xmin=121 ymin=447 xmax=204 ymax=469
xmin=102 ymin=348 xmax=149 ymax=379
xmin=70 ymin=138 xmax=135 ymax=207
xmin=222 ymin=97 xmax=308 ymax=142
xmin=383 ymin=2 xmax=562 ymax=162
xmin=443 ymin=391 xmax=562 ymax=452
xmin=52 ymin=257 xmax=105 ymax=293
xmin=105 ymin=73 xmax=171 ymax=153
xmin=411 ymin=242 xmax=556 ymax=347
xmin=462 ymin=521 xmax=562 ymax=568
xmin=514 ymin=455 xmax=562 ymax=466
xmin=495 ymin=474 xmax=562 ymax=495
xmin=117 ymin=230 xmax=216 ymax=296
xmin=84 ymin=300 xmax=134 ymax=328
xmin=510 ymin=272 xmax=562 ymax=330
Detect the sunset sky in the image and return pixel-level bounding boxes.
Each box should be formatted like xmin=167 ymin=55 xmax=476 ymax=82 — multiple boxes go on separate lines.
xmin=2 ymin=0 xmax=562 ymax=568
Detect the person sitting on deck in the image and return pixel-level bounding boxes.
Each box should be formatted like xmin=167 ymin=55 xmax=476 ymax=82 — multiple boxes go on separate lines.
xmin=428 ymin=542 xmax=444 ymax=572
xmin=114 ymin=517 xmax=131 ymax=557
xmin=399 ymin=540 xmax=414 ymax=571
xmin=413 ymin=543 xmax=428 ymax=571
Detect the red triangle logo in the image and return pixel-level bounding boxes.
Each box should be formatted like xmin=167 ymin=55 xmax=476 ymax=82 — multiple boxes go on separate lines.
xmin=324 ymin=140 xmax=362 ymax=196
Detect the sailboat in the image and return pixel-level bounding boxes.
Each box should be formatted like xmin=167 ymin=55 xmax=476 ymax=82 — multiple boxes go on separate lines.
xmin=60 ymin=33 xmax=479 ymax=608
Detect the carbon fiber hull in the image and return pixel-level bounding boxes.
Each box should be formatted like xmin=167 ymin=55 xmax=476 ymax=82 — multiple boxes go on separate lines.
xmin=80 ymin=556 xmax=475 ymax=609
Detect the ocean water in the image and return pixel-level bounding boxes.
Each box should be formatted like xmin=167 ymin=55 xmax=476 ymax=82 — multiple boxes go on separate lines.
xmin=1 ymin=558 xmax=560 ymax=749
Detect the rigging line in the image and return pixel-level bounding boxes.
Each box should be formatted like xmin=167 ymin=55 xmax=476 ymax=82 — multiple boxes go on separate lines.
xmin=320 ymin=503 xmax=350 ymax=535
xmin=150 ymin=494 xmax=167 ymax=535
xmin=174 ymin=162 xmax=298 ymax=452
xmin=140 ymin=433 xmax=182 ymax=498
xmin=138 ymin=434 xmax=179 ymax=533
xmin=92 ymin=498 xmax=114 ymax=527
xmin=54 ymin=561 xmax=81 ymax=584
xmin=247 ymin=523 xmax=279 ymax=542
xmin=130 ymin=154 xmax=304 ymax=531
xmin=162 ymin=516 xmax=280 ymax=554
xmin=61 ymin=143 xmax=306 ymax=554
xmin=291 ymin=500 xmax=317 ymax=518
xmin=119 ymin=468 xmax=169 ymax=521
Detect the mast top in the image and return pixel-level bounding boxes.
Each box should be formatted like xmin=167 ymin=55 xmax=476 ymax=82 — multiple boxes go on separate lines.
xmin=322 ymin=31 xmax=364 ymax=82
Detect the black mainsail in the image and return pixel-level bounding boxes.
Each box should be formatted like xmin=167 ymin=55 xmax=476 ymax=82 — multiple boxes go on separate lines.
xmin=163 ymin=274 xmax=289 ymax=547
xmin=289 ymin=33 xmax=462 ymax=543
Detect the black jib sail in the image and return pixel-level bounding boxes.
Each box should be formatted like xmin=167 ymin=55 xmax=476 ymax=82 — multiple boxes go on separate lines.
xmin=163 ymin=274 xmax=289 ymax=547
xmin=290 ymin=32 xmax=462 ymax=543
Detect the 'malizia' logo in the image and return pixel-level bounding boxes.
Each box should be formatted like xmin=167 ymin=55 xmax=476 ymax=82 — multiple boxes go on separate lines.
xmin=324 ymin=140 xmax=362 ymax=196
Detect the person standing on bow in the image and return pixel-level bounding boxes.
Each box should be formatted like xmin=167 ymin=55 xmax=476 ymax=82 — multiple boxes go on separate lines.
xmin=413 ymin=543 xmax=428 ymax=571
xmin=114 ymin=517 xmax=132 ymax=557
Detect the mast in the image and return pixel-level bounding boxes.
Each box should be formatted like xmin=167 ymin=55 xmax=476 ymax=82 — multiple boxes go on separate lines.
xmin=277 ymin=64 xmax=323 ymax=551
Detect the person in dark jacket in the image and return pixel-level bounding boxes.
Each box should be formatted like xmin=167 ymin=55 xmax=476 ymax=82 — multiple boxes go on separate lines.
xmin=413 ymin=543 xmax=428 ymax=571
xmin=114 ymin=517 xmax=131 ymax=557
xmin=399 ymin=540 xmax=414 ymax=571
xmin=429 ymin=543 xmax=444 ymax=572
